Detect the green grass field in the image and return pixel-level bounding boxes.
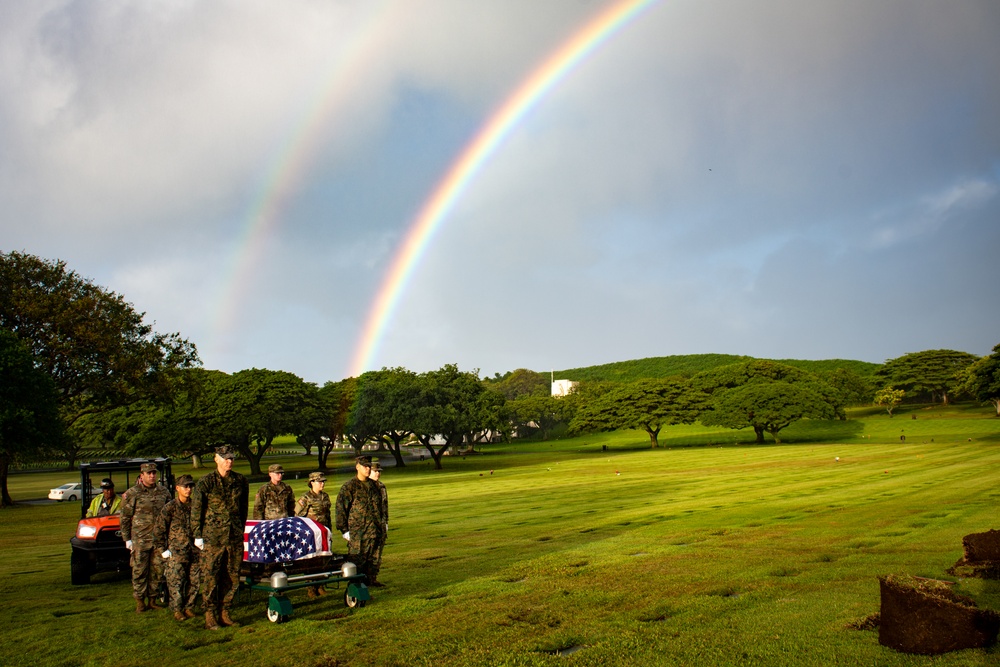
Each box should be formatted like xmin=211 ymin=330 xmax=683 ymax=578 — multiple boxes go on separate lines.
xmin=2 ymin=412 xmax=999 ymax=666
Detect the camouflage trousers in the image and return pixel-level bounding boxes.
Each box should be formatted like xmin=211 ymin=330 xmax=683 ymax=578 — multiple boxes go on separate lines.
xmin=130 ymin=548 xmax=164 ymax=602
xmin=164 ymin=552 xmax=201 ymax=613
xmin=348 ymin=531 xmax=383 ymax=583
xmin=200 ymin=543 xmax=243 ymax=612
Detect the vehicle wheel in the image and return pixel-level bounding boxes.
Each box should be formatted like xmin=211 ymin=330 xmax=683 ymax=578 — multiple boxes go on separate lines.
xmin=344 ymin=590 xmax=366 ymax=608
xmin=71 ymin=551 xmax=91 ymax=585
xmin=266 ymin=607 xmax=287 ymax=623
xmin=67 ymin=495 xmax=77 ymax=502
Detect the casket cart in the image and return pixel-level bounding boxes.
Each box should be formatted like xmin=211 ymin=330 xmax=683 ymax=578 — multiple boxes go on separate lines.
xmin=241 ymin=556 xmax=370 ymax=623
xmin=239 ymin=517 xmax=370 ymax=623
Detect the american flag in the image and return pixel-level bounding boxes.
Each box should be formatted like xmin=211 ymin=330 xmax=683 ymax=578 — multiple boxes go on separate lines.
xmin=243 ymin=517 xmax=332 ymax=563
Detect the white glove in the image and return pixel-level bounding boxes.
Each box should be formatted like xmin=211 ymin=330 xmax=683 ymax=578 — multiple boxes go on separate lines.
xmin=125 ymin=540 xmax=133 ymax=551
xmin=195 ymin=538 xmax=204 ymax=550
xmin=342 ymin=531 xmax=350 ymax=540
xmin=161 ymin=550 xmax=171 ymax=559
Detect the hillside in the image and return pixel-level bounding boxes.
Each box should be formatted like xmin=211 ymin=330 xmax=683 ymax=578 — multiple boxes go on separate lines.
xmin=550 ymin=353 xmax=880 ymax=383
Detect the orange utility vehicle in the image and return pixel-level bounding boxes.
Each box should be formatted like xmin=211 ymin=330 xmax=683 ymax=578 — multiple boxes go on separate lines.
xmin=70 ymin=458 xmax=173 ymax=585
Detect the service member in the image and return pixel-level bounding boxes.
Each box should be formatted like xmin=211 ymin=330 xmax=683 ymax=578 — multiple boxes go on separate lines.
xmin=153 ymin=474 xmax=200 ymax=621
xmin=191 ymin=445 xmax=249 ymax=630
xmin=86 ymin=477 xmax=121 ymax=518
xmin=253 ymin=463 xmax=295 ymax=520
xmin=368 ymin=461 xmax=389 ymax=587
xmin=335 ymin=456 xmax=384 ymax=585
xmin=120 ymin=462 xmax=171 ymax=613
xmin=295 ymin=471 xmax=332 ymax=597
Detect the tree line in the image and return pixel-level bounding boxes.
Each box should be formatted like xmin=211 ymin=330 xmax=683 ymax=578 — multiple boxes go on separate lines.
xmin=3 ymin=251 xmax=999 ymax=505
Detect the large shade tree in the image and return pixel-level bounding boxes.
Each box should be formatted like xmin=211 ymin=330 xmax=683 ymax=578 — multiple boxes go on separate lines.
xmin=692 ymin=360 xmax=844 ymax=444
xmin=957 ymin=344 xmax=1000 ymax=416
xmin=570 ymin=377 xmax=708 ymax=448
xmin=0 ymin=252 xmax=199 ymax=468
xmin=876 ymin=349 xmax=978 ymax=405
xmin=0 ymin=329 xmax=63 ymax=506
xmin=352 ymin=368 xmax=420 ymax=468
xmin=412 ymin=364 xmax=488 ymax=469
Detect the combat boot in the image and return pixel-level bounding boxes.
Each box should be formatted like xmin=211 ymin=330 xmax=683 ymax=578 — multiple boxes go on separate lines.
xmin=205 ymin=611 xmax=220 ymax=631
xmin=174 ymin=611 xmax=187 ymax=622
xmin=219 ymin=610 xmax=239 ymax=627
xmin=146 ymin=597 xmax=163 ymax=610
xmin=184 ymin=608 xmax=196 ymax=619
xmin=316 ymin=586 xmax=327 ymax=596
xmin=135 ymin=598 xmax=147 ymax=613
xmin=307 ymin=586 xmax=317 ymax=599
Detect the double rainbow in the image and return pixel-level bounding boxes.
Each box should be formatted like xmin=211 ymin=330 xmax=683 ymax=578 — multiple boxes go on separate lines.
xmin=347 ymin=0 xmax=660 ymax=377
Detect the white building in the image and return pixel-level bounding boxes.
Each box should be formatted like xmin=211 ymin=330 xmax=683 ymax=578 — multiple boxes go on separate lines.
xmin=551 ymin=379 xmax=578 ymax=397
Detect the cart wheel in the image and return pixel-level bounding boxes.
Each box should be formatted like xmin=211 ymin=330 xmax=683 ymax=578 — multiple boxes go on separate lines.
xmin=344 ymin=589 xmax=366 ymax=608
xmin=267 ymin=607 xmax=287 ymax=623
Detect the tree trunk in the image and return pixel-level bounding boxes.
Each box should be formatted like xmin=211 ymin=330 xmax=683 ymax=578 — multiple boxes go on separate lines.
xmin=190 ymin=454 xmax=202 ymax=469
xmin=754 ymin=426 xmax=765 ymax=444
xmin=384 ymin=433 xmax=407 ymax=468
xmin=0 ymin=454 xmax=13 ymax=507
xmin=644 ymin=424 xmax=661 ymax=449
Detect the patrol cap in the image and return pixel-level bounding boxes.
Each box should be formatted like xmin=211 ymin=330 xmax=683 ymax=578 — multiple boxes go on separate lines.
xmin=140 ymin=462 xmax=158 ymax=473
xmin=268 ymin=464 xmax=285 ymax=474
xmin=308 ymin=471 xmax=326 ymax=483
xmin=355 ymin=455 xmax=372 ymax=467
xmin=371 ymin=461 xmax=383 ymax=472
xmin=99 ymin=478 xmax=114 ymax=489
xmin=175 ymin=474 xmax=195 ymax=487
xmin=215 ymin=445 xmax=237 ymax=460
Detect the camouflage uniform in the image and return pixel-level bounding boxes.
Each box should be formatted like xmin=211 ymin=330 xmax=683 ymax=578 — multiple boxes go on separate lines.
xmin=120 ymin=478 xmax=171 ymax=604
xmin=335 ymin=477 xmax=384 ymax=579
xmin=153 ymin=497 xmax=200 ymax=615
xmin=370 ymin=476 xmax=389 ymax=584
xmin=253 ymin=481 xmax=295 ymax=520
xmin=191 ymin=469 xmax=248 ymax=614
xmin=295 ymin=489 xmax=332 ymax=528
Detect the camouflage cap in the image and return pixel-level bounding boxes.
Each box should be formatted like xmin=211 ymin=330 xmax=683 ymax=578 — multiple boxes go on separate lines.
xmin=371 ymin=461 xmax=383 ymax=471
xmin=99 ymin=477 xmax=114 ymax=489
xmin=140 ymin=462 xmax=158 ymax=473
xmin=215 ymin=445 xmax=237 ymax=460
xmin=268 ymin=464 xmax=285 ymax=474
xmin=308 ymin=471 xmax=326 ymax=483
xmin=356 ymin=455 xmax=372 ymax=467
xmin=175 ymin=474 xmax=195 ymax=487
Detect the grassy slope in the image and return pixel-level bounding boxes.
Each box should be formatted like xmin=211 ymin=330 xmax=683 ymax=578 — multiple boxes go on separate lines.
xmin=2 ymin=413 xmax=999 ymax=666
xmin=551 ymin=354 xmax=880 ymax=383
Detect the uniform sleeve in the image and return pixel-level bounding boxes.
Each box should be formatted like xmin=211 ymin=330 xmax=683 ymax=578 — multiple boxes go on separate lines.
xmin=120 ymin=488 xmax=136 ymax=540
xmin=153 ymin=502 xmax=172 ymax=552
xmin=238 ymin=475 xmax=250 ymax=526
xmin=190 ymin=480 xmax=206 ymax=539
xmin=295 ymin=494 xmax=310 ymax=518
xmin=252 ymin=485 xmax=266 ymax=520
xmin=334 ymin=484 xmax=352 ymax=534
xmin=284 ymin=486 xmax=296 ymax=517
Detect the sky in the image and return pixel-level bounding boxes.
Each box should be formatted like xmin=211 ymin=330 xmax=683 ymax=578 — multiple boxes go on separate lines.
xmin=2 ymin=0 xmax=999 ymax=385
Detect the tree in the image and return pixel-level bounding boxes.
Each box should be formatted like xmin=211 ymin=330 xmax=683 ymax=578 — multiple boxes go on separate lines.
xmin=506 ymin=394 xmax=571 ymax=441
xmin=412 ymin=364 xmax=487 ymax=470
xmin=0 ymin=329 xmax=63 ymax=506
xmin=298 ymin=379 xmax=355 ymax=470
xmin=351 ymin=368 xmax=421 ymax=468
xmin=0 ymin=252 xmax=199 ymax=468
xmin=876 ymin=349 xmax=979 ymax=405
xmin=822 ymin=368 xmax=877 ymax=408
xmin=873 ymin=386 xmax=906 ymax=418
xmin=489 ymin=368 xmax=550 ymax=400
xmin=702 ymin=381 xmax=836 ymax=444
xmin=205 ymin=368 xmax=316 ymax=475
xmin=570 ymin=377 xmax=708 ymax=448
xmin=957 ymin=344 xmax=1000 ymax=416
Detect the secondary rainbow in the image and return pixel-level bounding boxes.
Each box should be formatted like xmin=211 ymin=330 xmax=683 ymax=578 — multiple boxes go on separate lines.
xmin=347 ymin=0 xmax=661 ymax=377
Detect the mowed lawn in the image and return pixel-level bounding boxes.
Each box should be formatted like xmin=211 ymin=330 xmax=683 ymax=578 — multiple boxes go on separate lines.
xmin=1 ymin=414 xmax=999 ymax=666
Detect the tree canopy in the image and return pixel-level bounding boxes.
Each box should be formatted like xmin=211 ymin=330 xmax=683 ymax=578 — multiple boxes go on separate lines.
xmin=0 ymin=252 xmax=199 ymax=467
xmin=958 ymin=344 xmax=1000 ymax=416
xmin=0 ymin=329 xmax=63 ymax=505
xmin=570 ymin=377 xmax=708 ymax=448
xmin=876 ymin=349 xmax=978 ymax=404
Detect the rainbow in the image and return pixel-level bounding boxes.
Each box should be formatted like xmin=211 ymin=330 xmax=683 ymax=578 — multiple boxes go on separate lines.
xmin=210 ymin=2 xmax=394 ymax=346
xmin=347 ymin=0 xmax=661 ymax=377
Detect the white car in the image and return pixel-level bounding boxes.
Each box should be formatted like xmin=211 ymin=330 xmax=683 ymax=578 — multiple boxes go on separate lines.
xmin=49 ymin=483 xmax=83 ymax=502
